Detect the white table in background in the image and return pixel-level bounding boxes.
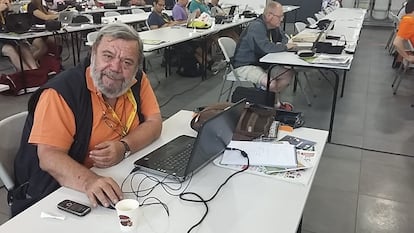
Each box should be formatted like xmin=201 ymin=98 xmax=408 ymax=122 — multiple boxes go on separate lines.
xmin=139 ymin=17 xmax=253 ymax=79
xmin=0 ymin=110 xmax=328 ymax=233
xmin=260 ymin=8 xmax=366 ymax=143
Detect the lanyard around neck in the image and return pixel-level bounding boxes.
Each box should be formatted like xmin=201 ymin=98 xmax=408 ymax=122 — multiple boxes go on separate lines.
xmin=104 ymin=89 xmax=137 ymax=137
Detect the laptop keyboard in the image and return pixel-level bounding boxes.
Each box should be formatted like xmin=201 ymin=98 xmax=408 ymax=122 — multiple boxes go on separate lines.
xmin=153 ymin=143 xmax=193 ymax=175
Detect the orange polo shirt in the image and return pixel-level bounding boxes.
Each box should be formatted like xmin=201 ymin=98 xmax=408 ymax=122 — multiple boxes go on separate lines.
xmin=29 ymin=67 xmax=160 ymax=168
xmin=397 ymin=15 xmax=414 ymax=45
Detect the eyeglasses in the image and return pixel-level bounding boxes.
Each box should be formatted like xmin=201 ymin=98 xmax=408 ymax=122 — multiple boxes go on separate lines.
xmin=101 ymin=102 xmax=128 ymax=137
xmin=269 ymin=12 xmax=284 ymax=19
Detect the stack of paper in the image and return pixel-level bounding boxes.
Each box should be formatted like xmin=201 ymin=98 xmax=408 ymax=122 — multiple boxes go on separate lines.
xmin=142 ymin=39 xmax=165 ymax=45
xmin=221 ymin=141 xmax=297 ymax=168
xmin=309 ymin=54 xmax=352 ymax=66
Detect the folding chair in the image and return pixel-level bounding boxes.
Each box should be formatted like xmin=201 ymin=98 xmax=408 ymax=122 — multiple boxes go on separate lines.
xmin=217 ymin=37 xmax=252 ymax=102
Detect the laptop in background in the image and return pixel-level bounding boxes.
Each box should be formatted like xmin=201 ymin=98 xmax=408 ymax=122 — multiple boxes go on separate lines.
xmin=289 ymin=20 xmax=335 ymax=52
xmin=58 ymin=11 xmax=75 ymax=26
xmin=185 ymin=11 xmax=198 ymax=27
xmin=215 ymin=5 xmax=237 ymax=24
xmin=228 ymin=5 xmax=237 ymax=16
xmin=134 ymin=99 xmax=246 ymax=181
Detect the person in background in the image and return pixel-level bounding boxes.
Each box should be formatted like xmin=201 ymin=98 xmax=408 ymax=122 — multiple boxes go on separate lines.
xmin=11 ymin=23 xmax=162 ymax=216
xmin=28 ymin=0 xmax=59 ymax=60
xmin=188 ymin=0 xmax=209 ymax=16
xmin=43 ymin=0 xmax=64 ymax=11
xmin=147 ymin=0 xmax=180 ymax=29
xmin=232 ymin=1 xmax=296 ymax=110
xmin=171 ymin=0 xmax=189 ymax=22
xmin=393 ymin=0 xmax=414 ymax=63
xmin=129 ymin=0 xmax=145 ymax=6
xmin=0 ymin=0 xmax=38 ymax=70
xmin=209 ymin=0 xmax=226 ymax=17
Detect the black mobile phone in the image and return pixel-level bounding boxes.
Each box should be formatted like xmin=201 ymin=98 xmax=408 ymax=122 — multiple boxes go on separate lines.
xmin=57 ymin=200 xmax=91 ymax=217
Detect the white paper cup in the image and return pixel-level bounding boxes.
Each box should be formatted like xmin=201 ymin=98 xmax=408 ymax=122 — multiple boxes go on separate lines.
xmin=115 ymin=199 xmax=140 ymax=232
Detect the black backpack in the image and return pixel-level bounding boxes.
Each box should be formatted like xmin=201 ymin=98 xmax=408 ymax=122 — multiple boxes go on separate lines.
xmin=176 ymin=46 xmax=202 ymax=78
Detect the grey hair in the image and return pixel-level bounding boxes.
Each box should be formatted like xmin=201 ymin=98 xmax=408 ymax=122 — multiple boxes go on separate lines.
xmin=92 ymin=23 xmax=144 ymax=65
xmin=263 ymin=1 xmax=281 ymax=15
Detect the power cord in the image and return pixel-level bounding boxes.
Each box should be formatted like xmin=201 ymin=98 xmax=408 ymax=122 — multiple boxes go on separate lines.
xmin=158 ymin=80 xmax=203 ymax=108
xmin=120 ymin=169 xmax=193 ymax=217
xmin=179 ymin=148 xmax=249 ymax=233
xmin=329 ymin=142 xmax=414 ymax=158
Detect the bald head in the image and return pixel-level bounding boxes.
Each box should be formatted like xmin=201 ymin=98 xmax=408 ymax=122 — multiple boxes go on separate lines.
xmin=263 ymin=1 xmax=284 ymax=29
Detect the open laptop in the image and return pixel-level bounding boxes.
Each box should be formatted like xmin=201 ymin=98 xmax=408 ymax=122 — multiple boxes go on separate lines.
xmin=58 ymin=11 xmax=75 ymax=26
xmin=215 ymin=5 xmax=237 ymax=24
xmin=134 ymin=99 xmax=246 ymax=181
xmin=185 ymin=11 xmax=198 ymax=27
xmin=289 ymin=20 xmax=335 ymax=52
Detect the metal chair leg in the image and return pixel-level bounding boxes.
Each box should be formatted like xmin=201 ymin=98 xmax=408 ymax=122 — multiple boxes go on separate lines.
xmin=392 ymin=62 xmax=404 ymax=87
xmin=303 ymin=72 xmax=316 ymax=97
xmin=393 ymin=64 xmax=409 ymax=95
xmin=385 ymin=30 xmax=395 ymax=50
xmin=296 ymin=74 xmax=312 ymax=106
xmin=218 ymin=74 xmax=227 ymax=102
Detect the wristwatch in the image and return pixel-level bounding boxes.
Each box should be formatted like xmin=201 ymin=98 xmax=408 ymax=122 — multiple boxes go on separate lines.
xmin=120 ymin=140 xmax=131 ymax=159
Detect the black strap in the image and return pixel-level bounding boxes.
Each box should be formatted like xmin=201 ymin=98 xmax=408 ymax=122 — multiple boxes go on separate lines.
xmin=131 ymin=70 xmax=145 ymax=123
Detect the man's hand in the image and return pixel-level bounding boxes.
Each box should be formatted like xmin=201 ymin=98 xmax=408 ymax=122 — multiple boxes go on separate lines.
xmin=37 ymin=144 xmax=124 ymax=208
xmin=407 ymin=55 xmax=414 ymax=63
xmin=89 ymin=141 xmax=125 ymax=168
xmin=0 ymin=2 xmax=8 ymax=12
xmin=83 ymin=173 xmax=123 ymax=208
xmin=286 ymin=42 xmax=297 ymax=50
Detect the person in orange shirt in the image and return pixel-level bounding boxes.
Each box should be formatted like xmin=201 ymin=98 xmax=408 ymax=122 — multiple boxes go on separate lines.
xmin=11 ymin=23 xmax=162 ymax=216
xmin=393 ymin=0 xmax=414 ymax=63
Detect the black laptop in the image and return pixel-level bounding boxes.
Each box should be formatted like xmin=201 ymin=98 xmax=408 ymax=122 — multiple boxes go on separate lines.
xmin=289 ymin=20 xmax=336 ymax=52
xmin=215 ymin=5 xmax=237 ymax=24
xmin=134 ymin=99 xmax=246 ymax=181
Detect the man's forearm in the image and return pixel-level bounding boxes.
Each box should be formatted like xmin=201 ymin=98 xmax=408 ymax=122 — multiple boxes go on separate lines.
xmin=120 ymin=113 xmax=162 ymax=154
xmin=37 ymin=144 xmax=98 ymax=193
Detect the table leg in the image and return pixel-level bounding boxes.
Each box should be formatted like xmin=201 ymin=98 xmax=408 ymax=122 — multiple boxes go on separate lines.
xmin=71 ymin=33 xmax=76 ymax=66
xmin=142 ymin=56 xmax=147 ymax=72
xmin=340 ymin=71 xmax=347 ymax=98
xmin=16 ymin=43 xmax=27 ymax=94
xmin=202 ymin=36 xmax=207 ymax=80
xmin=328 ymin=70 xmax=339 ymax=142
xmin=164 ymin=47 xmax=169 ymax=78
xmin=296 ymin=217 xmax=302 ymax=233
xmin=75 ymin=32 xmax=80 ymax=64
xmin=293 ymin=72 xmax=298 ymax=92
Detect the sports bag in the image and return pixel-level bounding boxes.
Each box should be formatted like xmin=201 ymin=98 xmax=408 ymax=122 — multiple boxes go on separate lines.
xmin=191 ymin=102 xmax=276 ymax=141
xmin=0 ymin=68 xmax=49 ymax=95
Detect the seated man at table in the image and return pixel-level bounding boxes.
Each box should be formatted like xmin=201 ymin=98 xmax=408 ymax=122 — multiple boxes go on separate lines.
xmin=11 ymin=23 xmax=162 ymax=216
xmin=208 ymin=0 xmax=226 ymax=17
xmin=393 ymin=0 xmax=414 ymax=63
xmin=171 ymin=0 xmax=191 ymax=22
xmin=232 ymin=1 xmax=296 ymax=110
xmin=147 ymin=0 xmax=181 ymax=29
xmin=188 ymin=0 xmax=210 ymax=16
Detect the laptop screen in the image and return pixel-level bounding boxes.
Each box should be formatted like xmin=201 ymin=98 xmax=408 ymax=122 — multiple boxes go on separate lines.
xmin=184 ymin=100 xmax=245 ymax=176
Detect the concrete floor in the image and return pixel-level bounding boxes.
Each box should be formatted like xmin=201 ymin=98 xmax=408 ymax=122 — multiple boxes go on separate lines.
xmin=0 ymin=25 xmax=413 ymax=233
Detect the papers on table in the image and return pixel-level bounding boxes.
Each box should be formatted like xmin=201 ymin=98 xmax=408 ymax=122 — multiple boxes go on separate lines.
xmin=142 ymin=39 xmax=165 ymax=45
xmin=221 ymin=141 xmax=297 ymax=168
xmin=214 ymin=149 xmax=317 ymax=185
xmin=306 ymin=54 xmax=352 ymax=66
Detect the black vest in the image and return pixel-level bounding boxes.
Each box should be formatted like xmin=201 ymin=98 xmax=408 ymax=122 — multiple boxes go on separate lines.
xmin=11 ymin=60 xmax=144 ymax=216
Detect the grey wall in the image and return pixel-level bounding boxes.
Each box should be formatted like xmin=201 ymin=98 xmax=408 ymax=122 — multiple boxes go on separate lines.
xmin=272 ymin=0 xmax=323 ymax=23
